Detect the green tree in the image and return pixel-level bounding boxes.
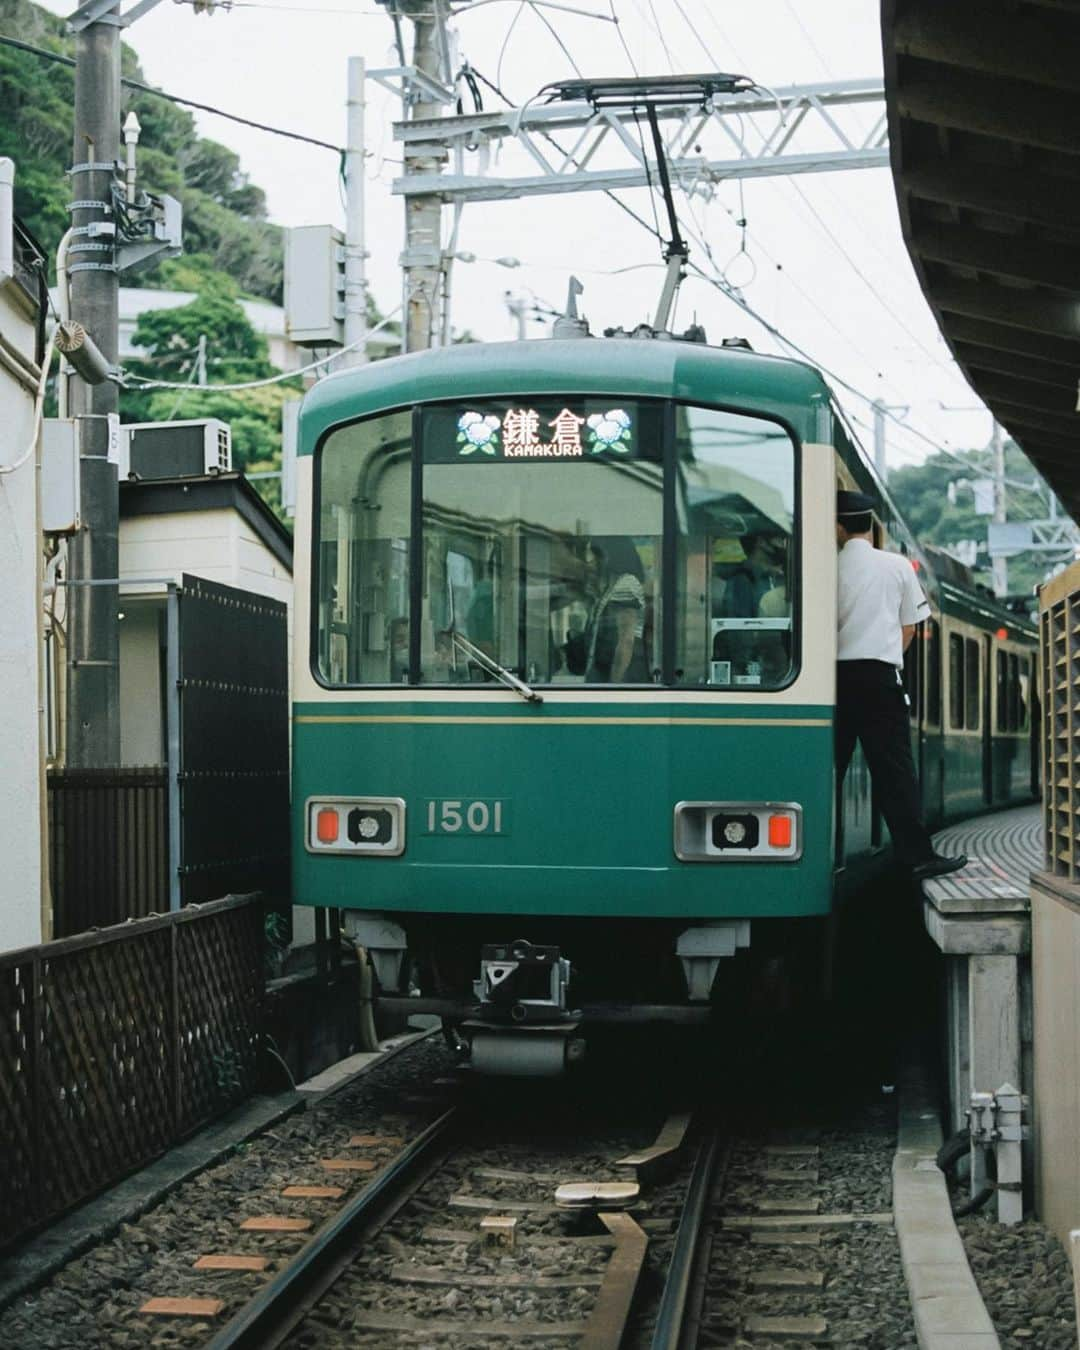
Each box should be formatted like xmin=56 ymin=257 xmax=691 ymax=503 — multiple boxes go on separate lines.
xmin=888 ymin=443 xmax=1063 ymax=600
xmin=122 ymin=285 xmax=299 ymax=519
xmin=0 ymin=0 xmax=282 ymax=299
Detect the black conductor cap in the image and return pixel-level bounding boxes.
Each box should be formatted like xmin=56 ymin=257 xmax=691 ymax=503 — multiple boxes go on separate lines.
xmin=837 ymin=490 xmax=875 ymax=518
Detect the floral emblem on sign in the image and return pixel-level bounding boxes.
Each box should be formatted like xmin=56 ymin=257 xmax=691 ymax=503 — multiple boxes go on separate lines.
xmin=586 ymin=408 xmax=632 ymax=454
xmin=457 ymin=410 xmax=501 ymax=455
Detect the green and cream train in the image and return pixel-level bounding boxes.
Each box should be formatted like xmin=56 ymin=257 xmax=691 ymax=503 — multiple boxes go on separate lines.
xmin=291 ymin=336 xmax=1037 ymax=1074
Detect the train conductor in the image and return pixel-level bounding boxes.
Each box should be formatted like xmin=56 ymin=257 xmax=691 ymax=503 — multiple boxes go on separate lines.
xmin=835 ymin=490 xmax=967 ymax=881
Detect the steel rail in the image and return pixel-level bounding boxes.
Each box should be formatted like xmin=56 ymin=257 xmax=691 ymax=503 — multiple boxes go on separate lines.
xmin=205 ymin=1106 xmax=462 ymax=1350
xmin=649 ymin=1124 xmax=726 ymax=1350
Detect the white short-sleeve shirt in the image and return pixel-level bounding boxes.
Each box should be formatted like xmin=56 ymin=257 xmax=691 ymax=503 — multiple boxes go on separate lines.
xmin=837 ymin=538 xmax=931 ymax=668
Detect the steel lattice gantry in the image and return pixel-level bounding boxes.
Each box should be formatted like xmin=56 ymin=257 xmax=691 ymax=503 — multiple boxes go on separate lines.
xmin=385 ymin=77 xmax=889 ymax=202
xmin=881 ymin=0 xmax=1080 ymax=516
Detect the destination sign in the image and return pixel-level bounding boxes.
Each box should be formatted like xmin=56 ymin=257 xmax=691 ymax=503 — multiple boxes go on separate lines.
xmin=422 ymin=400 xmax=662 ymax=465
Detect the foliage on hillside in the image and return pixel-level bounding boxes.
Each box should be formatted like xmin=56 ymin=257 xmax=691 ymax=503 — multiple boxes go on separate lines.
xmin=888 ymin=443 xmax=1064 ymax=600
xmin=0 ymin=0 xmax=282 ymax=300
xmin=121 ymin=273 xmax=301 ymax=511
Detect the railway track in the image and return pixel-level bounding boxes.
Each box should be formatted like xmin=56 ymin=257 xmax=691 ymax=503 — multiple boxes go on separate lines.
xmin=128 ymin=1080 xmax=906 ymax=1348
xmin=645 ymin=1124 xmax=905 ymax=1348
xmin=7 ymin=1025 xmax=908 ymax=1349
xmin=203 ymin=1096 xmax=694 ymax=1349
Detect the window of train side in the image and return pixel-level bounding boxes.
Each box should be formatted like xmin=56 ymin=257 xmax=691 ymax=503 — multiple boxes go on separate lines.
xmin=965 ymin=636 xmax=980 ymax=730
xmin=925 ymin=619 xmax=942 ymax=728
xmin=948 ymin=633 xmax=964 ymax=729
xmin=996 ymin=649 xmax=1009 ymax=733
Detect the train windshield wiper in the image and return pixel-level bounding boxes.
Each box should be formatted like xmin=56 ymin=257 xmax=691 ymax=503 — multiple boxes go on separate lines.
xmin=449 ymin=629 xmax=543 ymax=704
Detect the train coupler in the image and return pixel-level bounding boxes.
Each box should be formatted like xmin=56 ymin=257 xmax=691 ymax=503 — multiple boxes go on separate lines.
xmin=473 ymin=938 xmax=574 ymax=1024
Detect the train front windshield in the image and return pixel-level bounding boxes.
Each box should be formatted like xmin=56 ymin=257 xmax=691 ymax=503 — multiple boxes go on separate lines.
xmin=315 ymin=398 xmax=797 ymax=689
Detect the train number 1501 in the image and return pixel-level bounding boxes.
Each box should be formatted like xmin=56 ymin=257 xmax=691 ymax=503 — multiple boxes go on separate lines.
xmin=424 ymin=798 xmax=507 ymax=835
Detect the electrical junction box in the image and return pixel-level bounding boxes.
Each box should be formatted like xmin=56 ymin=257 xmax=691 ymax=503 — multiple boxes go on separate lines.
xmin=119 ymin=419 xmax=231 ymax=481
xmin=42 ymin=419 xmax=81 ymax=534
xmin=285 ymin=224 xmax=345 ymax=347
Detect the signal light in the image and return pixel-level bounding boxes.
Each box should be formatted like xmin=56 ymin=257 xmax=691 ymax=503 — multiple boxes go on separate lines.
xmin=768 ymin=814 xmax=793 ymax=849
xmin=995 ymin=627 xmax=1008 ymax=640
xmin=316 ymin=807 xmax=339 ymax=844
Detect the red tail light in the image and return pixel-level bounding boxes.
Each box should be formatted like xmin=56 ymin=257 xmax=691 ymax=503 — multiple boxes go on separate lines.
xmin=316 ymin=807 xmax=339 ymax=844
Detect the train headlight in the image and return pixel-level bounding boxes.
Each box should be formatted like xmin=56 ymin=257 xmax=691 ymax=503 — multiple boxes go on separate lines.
xmin=713 ymin=813 xmax=759 ymax=850
xmin=674 ymin=802 xmax=801 ymax=862
xmin=305 ymin=797 xmax=405 ymax=856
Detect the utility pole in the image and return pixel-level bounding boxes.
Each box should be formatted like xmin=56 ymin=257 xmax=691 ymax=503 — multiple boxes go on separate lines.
xmin=991 ymin=419 xmax=1008 ymax=597
xmin=872 ymin=399 xmax=887 ymax=481
xmin=505 ymin=291 xmax=528 ymax=341
xmin=196 ymin=332 xmax=207 ymax=385
xmin=871 ymin=398 xmax=909 ymax=484
xmin=67 ymin=3 xmax=121 ymax=768
xmin=342 ymin=55 xmax=369 ymax=368
xmin=401 ymin=2 xmax=449 ymax=352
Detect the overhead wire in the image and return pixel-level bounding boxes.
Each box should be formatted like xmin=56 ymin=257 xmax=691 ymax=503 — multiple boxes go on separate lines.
xmin=644 ymin=0 xmax=677 ymax=73
xmin=0 ymin=33 xmax=344 ymax=153
xmin=609 ymin=0 xmax=639 ymax=75
xmin=663 ymin=4 xmax=965 ymax=403
xmin=121 ymin=308 xmax=402 ymax=391
xmin=524 ymin=0 xmax=585 ymax=76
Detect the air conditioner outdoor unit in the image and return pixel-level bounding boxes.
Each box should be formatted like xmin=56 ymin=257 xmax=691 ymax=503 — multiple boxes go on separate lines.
xmin=119 ymin=419 xmax=232 ymax=481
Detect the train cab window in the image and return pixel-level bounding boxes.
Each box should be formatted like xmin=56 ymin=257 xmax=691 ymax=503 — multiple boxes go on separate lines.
xmin=949 ymin=634 xmax=964 ymax=729
xmin=673 ymin=404 xmax=796 ymax=688
xmin=965 ymin=637 xmax=980 ymax=730
xmin=419 ymin=399 xmax=664 ymax=685
xmin=926 ymin=620 xmax=941 ymax=728
xmin=315 ymin=411 xmax=412 ymax=684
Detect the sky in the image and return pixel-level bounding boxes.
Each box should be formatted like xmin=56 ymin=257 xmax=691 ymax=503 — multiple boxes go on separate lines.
xmin=38 ymin=0 xmax=1004 ymax=473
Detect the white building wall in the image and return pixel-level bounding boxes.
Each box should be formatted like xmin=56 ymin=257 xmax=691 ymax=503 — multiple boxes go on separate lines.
xmin=120 ymin=506 xmax=292 ymax=607
xmin=119 ymin=602 xmax=165 ymax=766
xmin=0 ymin=203 xmax=45 ymax=950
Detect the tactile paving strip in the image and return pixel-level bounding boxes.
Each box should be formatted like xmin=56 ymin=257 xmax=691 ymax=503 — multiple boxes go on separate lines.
xmin=926 ymin=804 xmax=1042 ymax=904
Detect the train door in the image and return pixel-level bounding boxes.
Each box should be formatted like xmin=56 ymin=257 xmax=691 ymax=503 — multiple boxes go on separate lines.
xmin=982 ymin=634 xmax=994 ymax=805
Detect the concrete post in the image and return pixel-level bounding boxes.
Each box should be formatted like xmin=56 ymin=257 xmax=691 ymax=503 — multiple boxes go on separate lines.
xmin=341 ymin=56 xmax=369 ymax=369
xmin=402 ymin=6 xmax=447 ymax=352
xmin=66 ymin=4 xmax=121 ymax=768
xmin=994 ymin=1083 xmax=1023 ymax=1225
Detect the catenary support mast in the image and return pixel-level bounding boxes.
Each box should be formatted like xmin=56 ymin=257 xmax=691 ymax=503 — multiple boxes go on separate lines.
xmin=342 ymin=55 xmax=369 ymax=368
xmin=67 ymin=2 xmax=121 ymax=767
xmin=401 ymin=1 xmax=449 ymax=352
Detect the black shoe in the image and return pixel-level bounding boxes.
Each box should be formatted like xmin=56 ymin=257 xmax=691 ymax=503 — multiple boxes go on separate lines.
xmin=910 ymin=853 xmax=968 ymax=881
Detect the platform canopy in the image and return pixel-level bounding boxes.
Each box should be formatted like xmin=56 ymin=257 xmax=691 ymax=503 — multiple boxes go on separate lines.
xmin=880 ymin=0 xmax=1080 ymax=515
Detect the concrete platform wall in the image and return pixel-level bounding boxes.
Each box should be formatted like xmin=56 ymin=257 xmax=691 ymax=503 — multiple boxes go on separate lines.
xmin=1031 ymin=871 xmax=1080 ymax=1244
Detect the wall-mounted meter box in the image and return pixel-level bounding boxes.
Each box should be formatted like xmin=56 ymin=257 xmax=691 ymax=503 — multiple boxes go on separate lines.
xmin=285 ymin=224 xmax=345 ymax=347
xmin=120 ymin=419 xmax=231 ymax=481
xmin=42 ymin=418 xmax=81 ymax=534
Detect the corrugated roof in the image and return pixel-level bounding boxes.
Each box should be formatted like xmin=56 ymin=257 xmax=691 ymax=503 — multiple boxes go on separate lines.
xmin=881 ymin=0 xmax=1080 ymax=512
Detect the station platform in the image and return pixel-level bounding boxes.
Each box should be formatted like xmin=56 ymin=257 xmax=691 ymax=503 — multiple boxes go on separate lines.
xmin=923 ymin=804 xmax=1040 ymax=1221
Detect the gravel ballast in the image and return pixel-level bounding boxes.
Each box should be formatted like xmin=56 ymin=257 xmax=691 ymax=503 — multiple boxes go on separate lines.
xmin=0 ymin=1033 xmax=457 ymax=1350
xmin=960 ymin=1210 xmax=1078 ymax=1349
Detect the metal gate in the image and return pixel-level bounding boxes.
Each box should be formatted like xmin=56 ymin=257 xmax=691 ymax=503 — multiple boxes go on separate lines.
xmin=175 ymin=575 xmax=289 ymax=904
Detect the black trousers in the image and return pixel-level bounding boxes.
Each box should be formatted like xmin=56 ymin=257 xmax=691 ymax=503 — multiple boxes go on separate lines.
xmin=836 ymin=660 xmax=934 ymax=866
